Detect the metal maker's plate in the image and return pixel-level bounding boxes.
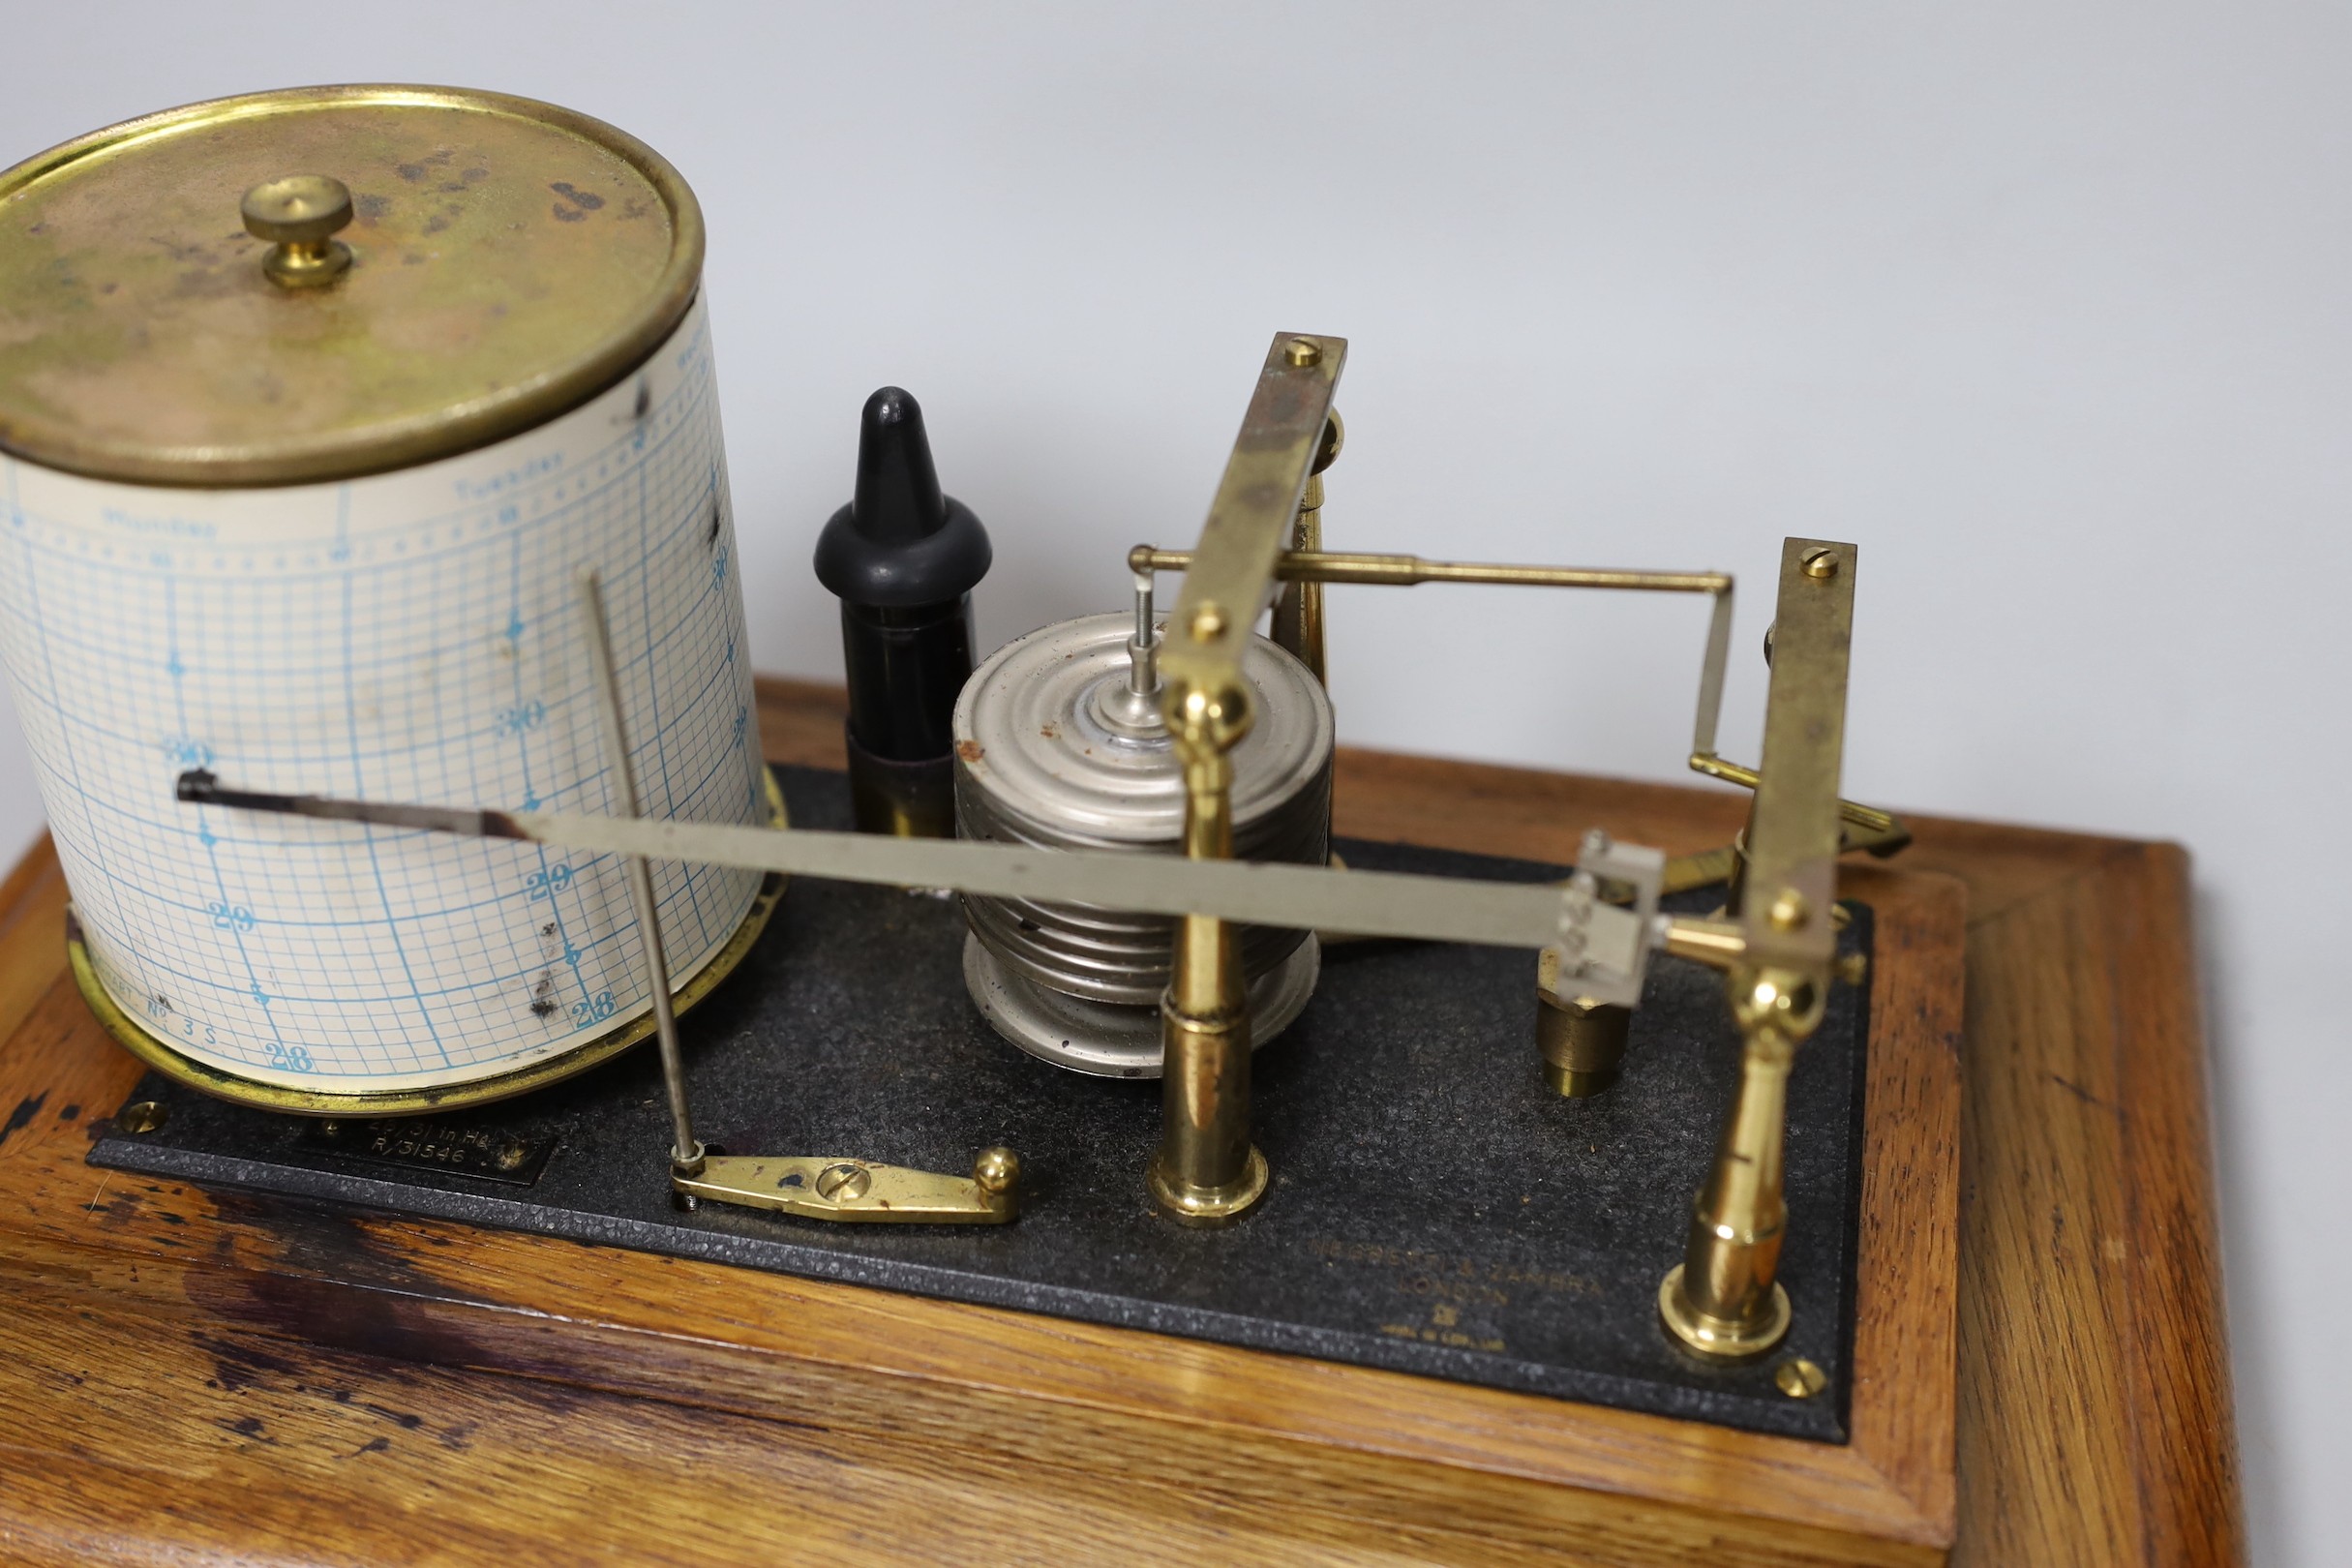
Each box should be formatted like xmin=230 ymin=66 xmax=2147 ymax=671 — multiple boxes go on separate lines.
xmin=297 ymin=1115 xmax=557 ymax=1187
xmin=90 ymin=766 xmax=1873 ymax=1441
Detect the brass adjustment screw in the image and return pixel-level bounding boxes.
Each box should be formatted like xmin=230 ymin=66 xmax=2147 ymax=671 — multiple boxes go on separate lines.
xmin=242 ymin=175 xmax=355 ymax=287
xmin=1283 ymin=336 xmax=1323 ymax=367
xmin=1800 ymin=547 xmax=1840 ymax=581
xmin=1767 ymin=890 xmax=1810 ymax=932
xmin=116 ymin=1101 xmax=167 ymax=1134
xmin=1187 ymin=602 xmax=1228 ymax=642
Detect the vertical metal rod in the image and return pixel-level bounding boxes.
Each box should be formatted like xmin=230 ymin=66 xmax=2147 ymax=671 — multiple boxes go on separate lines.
xmin=1128 ymin=570 xmax=1160 ymax=698
xmin=576 ymin=568 xmax=704 ymax=1176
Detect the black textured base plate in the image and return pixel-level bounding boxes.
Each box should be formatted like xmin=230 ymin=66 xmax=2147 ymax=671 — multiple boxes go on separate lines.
xmin=91 ymin=766 xmax=1872 ymax=1441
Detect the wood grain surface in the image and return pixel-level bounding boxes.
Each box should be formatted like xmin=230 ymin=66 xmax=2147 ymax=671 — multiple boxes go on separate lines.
xmin=0 ymin=678 xmax=2235 ymax=1565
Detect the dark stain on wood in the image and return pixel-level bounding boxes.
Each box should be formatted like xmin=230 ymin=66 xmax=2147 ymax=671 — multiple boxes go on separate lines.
xmin=1 ymin=1091 xmax=45 ymax=1150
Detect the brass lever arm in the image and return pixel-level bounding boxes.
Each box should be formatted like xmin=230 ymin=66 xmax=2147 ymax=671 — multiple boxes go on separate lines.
xmin=676 ymin=1149 xmax=1020 ymax=1224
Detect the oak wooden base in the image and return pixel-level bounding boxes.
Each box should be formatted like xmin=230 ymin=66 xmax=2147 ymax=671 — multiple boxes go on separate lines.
xmin=0 ymin=678 xmax=2241 ymax=1566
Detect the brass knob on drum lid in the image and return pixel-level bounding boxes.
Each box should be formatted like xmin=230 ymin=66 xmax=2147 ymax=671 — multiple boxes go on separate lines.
xmin=241 ymin=175 xmax=354 ymax=287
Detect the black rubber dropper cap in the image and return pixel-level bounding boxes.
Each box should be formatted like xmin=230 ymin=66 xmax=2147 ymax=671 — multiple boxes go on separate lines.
xmin=812 ymin=388 xmax=991 ymax=835
xmin=814 ymin=388 xmax=991 ymax=607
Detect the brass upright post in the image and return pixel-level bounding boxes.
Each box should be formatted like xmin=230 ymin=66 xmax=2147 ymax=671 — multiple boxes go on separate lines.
xmin=1148 ymin=679 xmax=1267 ymax=1224
xmin=1658 ymin=965 xmax=1820 ymax=1357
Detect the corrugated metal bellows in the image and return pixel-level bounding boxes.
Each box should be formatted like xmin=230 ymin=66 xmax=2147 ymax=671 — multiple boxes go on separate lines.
xmin=951 ymin=612 xmax=1333 ymax=1077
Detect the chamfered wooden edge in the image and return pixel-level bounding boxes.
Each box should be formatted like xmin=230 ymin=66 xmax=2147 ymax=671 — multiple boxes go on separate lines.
xmin=0 ymin=678 xmax=1965 ymax=1568
xmin=1946 ymin=837 xmax=2246 ymax=1567
xmin=2115 ymin=844 xmax=2245 ymax=1563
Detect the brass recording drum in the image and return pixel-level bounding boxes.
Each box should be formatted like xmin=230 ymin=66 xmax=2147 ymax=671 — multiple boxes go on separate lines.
xmin=953 ymin=610 xmax=1333 ymax=1075
xmin=0 ymin=86 xmax=780 ymax=1113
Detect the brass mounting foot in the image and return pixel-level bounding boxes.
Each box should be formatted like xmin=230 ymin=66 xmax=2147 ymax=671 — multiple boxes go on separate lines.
xmin=1147 ymin=1144 xmax=1269 ymax=1228
xmin=1658 ymin=1265 xmax=1792 ymax=1361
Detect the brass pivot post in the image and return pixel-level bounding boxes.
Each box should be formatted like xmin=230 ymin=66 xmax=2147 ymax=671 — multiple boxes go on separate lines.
xmin=1148 ymin=329 xmax=1344 ymax=1224
xmin=1661 ymin=537 xmax=1858 ymax=1361
xmin=1270 ymin=411 xmax=1343 ymax=684
xmin=1658 ymin=964 xmax=1821 ymax=1357
xmin=1148 ymin=677 xmax=1268 ymax=1224
xmin=241 ymin=175 xmax=355 ymax=287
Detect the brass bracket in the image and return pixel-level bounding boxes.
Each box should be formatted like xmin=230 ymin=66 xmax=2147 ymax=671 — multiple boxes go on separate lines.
xmin=675 ymin=1148 xmax=1020 ymax=1224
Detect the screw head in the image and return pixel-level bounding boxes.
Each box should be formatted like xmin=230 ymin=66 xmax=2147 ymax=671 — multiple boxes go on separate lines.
xmin=1767 ymin=890 xmax=1810 ymax=932
xmin=1187 ymin=601 xmax=1227 ymax=643
xmin=815 ymin=1161 xmax=871 ymax=1201
xmin=495 ymin=1141 xmax=529 ymax=1172
xmin=117 ymin=1101 xmax=167 ymax=1135
xmin=1800 ymin=547 xmax=1840 ymax=581
xmin=1774 ymin=1358 xmax=1827 ymax=1399
xmin=1282 ymin=336 xmax=1323 ymax=367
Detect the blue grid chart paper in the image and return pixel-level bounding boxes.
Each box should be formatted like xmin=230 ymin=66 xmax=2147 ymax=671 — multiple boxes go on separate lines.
xmin=0 ymin=297 xmax=769 ymax=1093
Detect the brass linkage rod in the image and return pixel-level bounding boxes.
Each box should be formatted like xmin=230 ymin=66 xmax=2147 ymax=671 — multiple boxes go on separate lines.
xmin=1687 ymin=753 xmax=1903 ymax=838
xmin=1131 ymin=544 xmax=1738 ymax=765
xmin=1131 ymin=545 xmax=1729 ymax=595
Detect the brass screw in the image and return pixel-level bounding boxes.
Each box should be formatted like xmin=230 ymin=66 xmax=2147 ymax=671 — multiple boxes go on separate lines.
xmin=1838 ymin=951 xmax=1870 ymax=988
xmin=242 ymin=174 xmax=355 ymax=288
xmin=972 ymin=1146 xmax=1021 ymax=1196
xmin=1767 ymin=890 xmax=1810 ymax=932
xmin=1187 ymin=602 xmax=1228 ymax=642
xmin=318 ymin=1119 xmax=342 ymax=1139
xmin=1800 ymin=547 xmax=1840 ymax=581
xmin=495 ymin=1142 xmax=529 ymax=1172
xmin=117 ymin=1101 xmax=167 ymax=1135
xmin=1283 ymin=336 xmax=1322 ymax=367
xmin=816 ymin=1162 xmax=872 ymax=1201
xmin=1774 ymin=1358 xmax=1827 ymax=1399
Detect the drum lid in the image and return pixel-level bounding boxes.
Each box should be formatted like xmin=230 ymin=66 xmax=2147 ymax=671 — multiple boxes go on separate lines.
xmin=0 ymin=84 xmax=701 ymax=487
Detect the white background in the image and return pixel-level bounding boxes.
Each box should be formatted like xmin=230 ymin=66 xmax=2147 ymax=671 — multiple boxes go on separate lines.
xmin=4 ymin=6 xmax=2340 ymax=1560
